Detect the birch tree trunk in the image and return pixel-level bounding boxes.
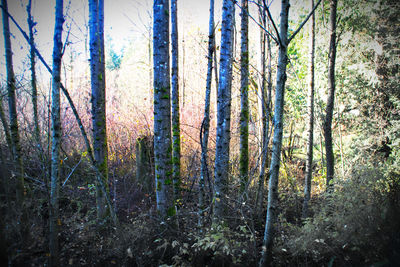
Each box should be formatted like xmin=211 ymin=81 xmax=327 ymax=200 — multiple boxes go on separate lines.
xmin=153 ymin=0 xmax=176 ymax=220
xmin=1 ymin=0 xmax=24 ymax=207
xmin=171 ymin=0 xmax=181 ymax=198
xmin=199 ymin=0 xmax=215 ymax=227
xmin=323 ymin=0 xmax=337 ymax=190
xmin=49 ymin=0 xmax=64 ymax=265
xmin=302 ymin=0 xmax=315 ymax=218
xmin=259 ymin=0 xmax=289 ymax=265
xmin=239 ymin=0 xmax=249 ymax=194
xmin=89 ymin=0 xmax=109 ymax=220
xmin=27 ymin=0 xmax=40 ymax=145
xmin=213 ymin=0 xmax=235 ymax=221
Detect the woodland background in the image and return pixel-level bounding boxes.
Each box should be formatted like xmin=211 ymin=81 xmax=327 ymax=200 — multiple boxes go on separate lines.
xmin=0 ymin=0 xmax=399 ymax=266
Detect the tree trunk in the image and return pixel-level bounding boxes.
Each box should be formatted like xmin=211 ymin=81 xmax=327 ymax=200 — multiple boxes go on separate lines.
xmin=0 ymin=97 xmax=12 ymax=155
xmin=27 ymin=0 xmax=40 ymax=145
xmin=153 ymin=0 xmax=176 ymax=221
xmin=255 ymin=0 xmax=273 ymax=216
xmin=213 ymin=0 xmax=235 ymax=221
xmin=239 ymin=0 xmax=249 ymax=194
xmin=323 ymin=0 xmax=337 ymax=190
xmin=89 ymin=0 xmax=110 ymax=220
xmin=49 ymin=0 xmax=64 ymax=265
xmin=1 ymin=0 xmax=24 ymax=208
xmin=171 ymin=0 xmax=181 ymax=198
xmin=302 ymin=0 xmax=315 ymax=218
xmin=199 ymin=0 xmax=215 ymax=227
xmin=259 ymin=0 xmax=289 ymax=265
xmin=135 ymin=135 xmax=154 ymax=194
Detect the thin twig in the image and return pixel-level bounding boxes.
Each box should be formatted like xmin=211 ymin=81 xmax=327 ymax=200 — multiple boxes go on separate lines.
xmin=62 ymin=157 xmax=82 ymax=187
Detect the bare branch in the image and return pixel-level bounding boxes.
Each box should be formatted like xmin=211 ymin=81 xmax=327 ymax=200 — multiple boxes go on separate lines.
xmin=234 ymin=1 xmax=279 ymax=45
xmin=0 ymin=4 xmax=94 ymax=163
xmin=263 ymin=0 xmax=282 ymax=46
xmin=288 ymin=0 xmax=322 ymax=43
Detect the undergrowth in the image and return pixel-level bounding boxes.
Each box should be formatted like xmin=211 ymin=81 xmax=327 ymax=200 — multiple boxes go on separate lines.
xmin=1 ymin=143 xmax=400 ymax=266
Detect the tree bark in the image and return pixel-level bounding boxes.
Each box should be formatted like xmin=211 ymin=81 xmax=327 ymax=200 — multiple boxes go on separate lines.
xmin=213 ymin=0 xmax=235 ymax=221
xmin=323 ymin=0 xmax=337 ymax=190
xmin=199 ymin=0 xmax=215 ymax=227
xmin=239 ymin=0 xmax=249 ymax=194
xmin=49 ymin=0 xmax=64 ymax=265
xmin=259 ymin=0 xmax=289 ymax=265
xmin=1 ymin=0 xmax=24 ymax=208
xmin=89 ymin=0 xmax=109 ymax=220
xmin=171 ymin=0 xmax=181 ymax=198
xmin=302 ymin=0 xmax=315 ymax=218
xmin=153 ymin=0 xmax=176 ymax=221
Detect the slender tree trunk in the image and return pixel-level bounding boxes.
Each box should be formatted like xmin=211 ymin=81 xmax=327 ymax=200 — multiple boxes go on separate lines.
xmin=259 ymin=0 xmax=289 ymax=265
xmin=199 ymin=0 xmax=215 ymax=227
xmin=153 ymin=0 xmax=176 ymax=220
xmin=302 ymin=0 xmax=315 ymax=218
xmin=148 ymin=30 xmax=152 ymax=106
xmin=0 ymin=97 xmax=12 ymax=155
xmin=27 ymin=0 xmax=40 ymax=145
xmin=323 ymin=0 xmax=337 ymax=190
xmin=319 ymin=130 xmax=324 ymax=167
xmin=0 ymin=96 xmax=13 ymax=211
xmin=171 ymin=0 xmax=181 ymax=198
xmin=256 ymin=0 xmax=267 ymax=207
xmin=49 ymin=0 xmax=64 ymax=265
xmin=1 ymin=0 xmax=24 ymax=207
xmin=239 ymin=0 xmax=249 ymax=194
xmin=89 ymin=0 xmax=109 ymax=220
xmin=213 ymin=32 xmax=219 ymax=113
xmin=182 ymin=33 xmax=186 ymax=108
xmin=213 ymin=0 xmax=235 ymax=221
xmin=255 ymin=0 xmax=273 ymax=216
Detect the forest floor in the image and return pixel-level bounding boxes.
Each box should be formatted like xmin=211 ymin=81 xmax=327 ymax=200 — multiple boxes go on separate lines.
xmin=2 ymin=155 xmax=400 ymax=266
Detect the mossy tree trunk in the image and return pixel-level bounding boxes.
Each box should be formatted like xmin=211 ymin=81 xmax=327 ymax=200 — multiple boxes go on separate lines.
xmin=1 ymin=0 xmax=24 ymax=208
xmin=239 ymin=0 xmax=249 ymax=195
xmin=323 ymin=0 xmax=337 ymax=190
xmin=259 ymin=0 xmax=289 ymax=265
xmin=89 ymin=0 xmax=109 ymax=220
xmin=49 ymin=0 xmax=64 ymax=265
xmin=302 ymin=0 xmax=316 ymax=218
xmin=153 ymin=0 xmax=176 ymax=221
xmin=171 ymin=0 xmax=181 ymax=199
xmin=213 ymin=0 xmax=235 ymax=221
xmin=199 ymin=0 xmax=216 ymax=227
xmin=136 ymin=135 xmax=154 ymax=194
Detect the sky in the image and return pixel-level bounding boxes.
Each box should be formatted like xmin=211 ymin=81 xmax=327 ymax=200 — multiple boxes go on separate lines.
xmin=0 ymin=0 xmax=292 ymax=85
